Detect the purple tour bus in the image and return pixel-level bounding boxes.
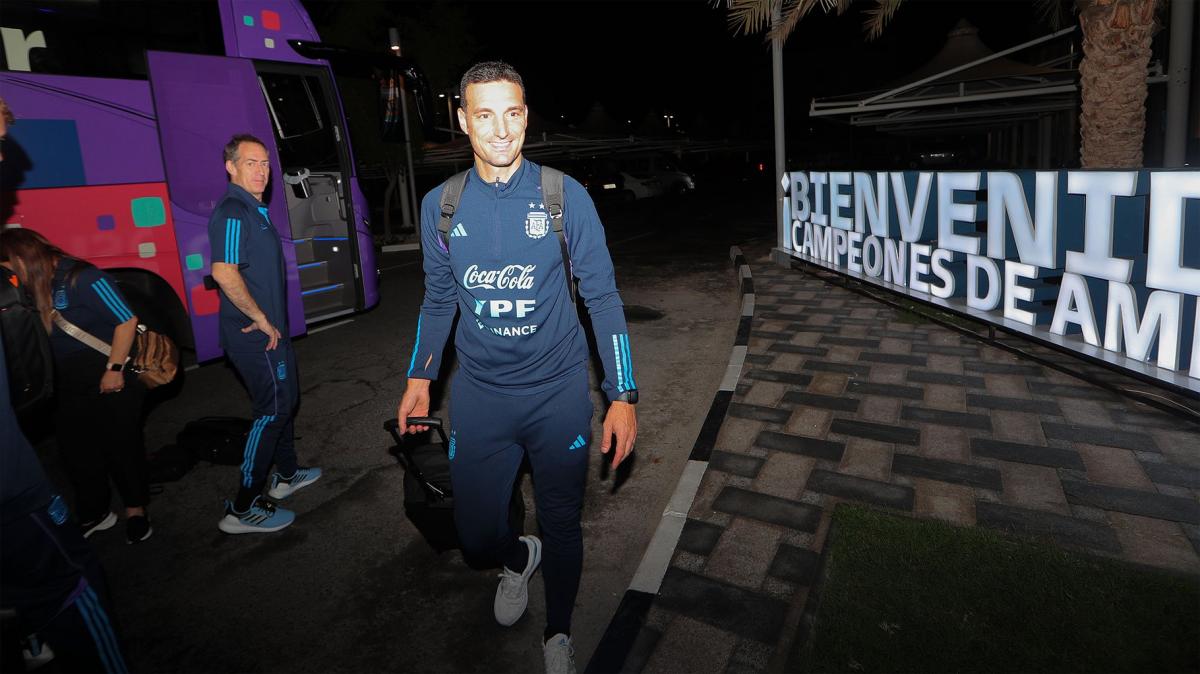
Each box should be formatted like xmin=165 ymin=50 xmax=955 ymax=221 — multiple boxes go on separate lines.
xmin=1 ymin=0 xmax=386 ymax=362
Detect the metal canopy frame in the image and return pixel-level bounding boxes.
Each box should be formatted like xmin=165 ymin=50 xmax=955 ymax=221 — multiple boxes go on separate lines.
xmin=809 ymin=25 xmax=1166 ymax=135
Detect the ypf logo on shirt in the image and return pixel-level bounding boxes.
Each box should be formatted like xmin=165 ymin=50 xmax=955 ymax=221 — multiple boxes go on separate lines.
xmin=53 ymin=288 xmax=68 ymax=310
xmin=276 ymin=360 xmax=287 ymax=381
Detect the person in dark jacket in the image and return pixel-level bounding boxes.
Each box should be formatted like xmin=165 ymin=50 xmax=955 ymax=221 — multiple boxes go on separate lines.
xmin=0 ymin=323 xmax=129 ymax=673
xmin=1 ymin=228 xmax=153 ymax=544
xmin=207 ymin=134 xmax=321 ymax=534
xmin=396 ymin=62 xmax=638 ymax=674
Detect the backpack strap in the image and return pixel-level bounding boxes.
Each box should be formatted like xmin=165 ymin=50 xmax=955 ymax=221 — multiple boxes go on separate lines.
xmin=541 ymin=166 xmax=576 ymax=304
xmin=437 ymin=170 xmax=470 ymax=249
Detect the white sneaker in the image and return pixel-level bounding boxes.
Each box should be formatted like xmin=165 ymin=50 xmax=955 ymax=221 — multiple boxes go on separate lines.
xmin=543 ymin=633 xmax=576 ymax=674
xmin=494 ymin=535 xmax=542 ymax=626
xmin=266 ymin=466 xmax=322 ymax=499
xmin=81 ymin=512 xmax=118 ymax=538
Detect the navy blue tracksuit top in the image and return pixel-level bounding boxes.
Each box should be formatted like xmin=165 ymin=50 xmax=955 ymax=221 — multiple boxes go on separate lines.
xmin=408 ymin=160 xmax=636 ymax=402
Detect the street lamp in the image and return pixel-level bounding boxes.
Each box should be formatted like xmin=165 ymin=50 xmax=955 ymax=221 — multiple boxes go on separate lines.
xmin=663 ymin=114 xmax=674 ymax=129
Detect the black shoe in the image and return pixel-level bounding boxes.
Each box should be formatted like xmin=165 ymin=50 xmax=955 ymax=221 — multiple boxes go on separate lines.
xmin=126 ymin=515 xmax=153 ymax=544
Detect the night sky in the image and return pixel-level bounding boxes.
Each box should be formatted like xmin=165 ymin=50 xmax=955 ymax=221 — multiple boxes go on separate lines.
xmin=306 ymin=0 xmax=1048 ymax=141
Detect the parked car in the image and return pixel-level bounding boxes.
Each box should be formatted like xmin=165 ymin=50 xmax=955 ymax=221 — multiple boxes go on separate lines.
xmin=573 ymin=154 xmax=695 ymax=202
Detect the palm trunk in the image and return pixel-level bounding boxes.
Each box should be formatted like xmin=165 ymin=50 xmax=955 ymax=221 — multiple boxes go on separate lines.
xmin=1077 ymin=0 xmax=1159 ymax=168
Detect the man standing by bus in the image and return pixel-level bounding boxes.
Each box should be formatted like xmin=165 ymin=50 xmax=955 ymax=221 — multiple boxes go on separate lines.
xmin=207 ymin=134 xmax=320 ymax=534
xmin=396 ymin=62 xmax=638 ymax=674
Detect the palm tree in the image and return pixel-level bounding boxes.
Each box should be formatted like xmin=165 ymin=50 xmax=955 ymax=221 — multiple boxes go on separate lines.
xmin=725 ymin=0 xmax=1162 ymax=168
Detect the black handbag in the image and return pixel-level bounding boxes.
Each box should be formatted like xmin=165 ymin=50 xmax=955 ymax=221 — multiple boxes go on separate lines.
xmin=384 ymin=417 xmax=525 ymax=554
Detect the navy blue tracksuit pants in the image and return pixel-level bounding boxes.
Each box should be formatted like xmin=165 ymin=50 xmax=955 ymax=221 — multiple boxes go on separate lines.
xmin=449 ymin=366 xmax=593 ymax=636
xmin=1 ymin=497 xmax=128 ymax=673
xmin=227 ymin=343 xmax=299 ymax=510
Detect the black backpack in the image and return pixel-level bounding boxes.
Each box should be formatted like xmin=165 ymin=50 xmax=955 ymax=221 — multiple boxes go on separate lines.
xmin=0 ymin=267 xmax=54 ymax=416
xmin=437 ymin=166 xmax=576 ymax=302
xmin=177 ymin=417 xmax=252 ymax=465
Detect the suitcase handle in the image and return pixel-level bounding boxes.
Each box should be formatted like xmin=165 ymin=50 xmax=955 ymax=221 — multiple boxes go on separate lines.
xmin=383 ymin=416 xmax=451 ymax=500
xmin=383 ymin=417 xmax=450 ymax=449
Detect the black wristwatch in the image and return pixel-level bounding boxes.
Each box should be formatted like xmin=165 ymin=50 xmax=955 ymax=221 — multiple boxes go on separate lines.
xmin=614 ymin=390 xmax=638 ymax=405
xmin=107 ymin=362 xmax=125 ymax=372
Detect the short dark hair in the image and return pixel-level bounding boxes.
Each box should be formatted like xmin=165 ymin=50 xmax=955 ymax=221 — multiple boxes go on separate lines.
xmin=223 ymin=133 xmax=267 ymax=163
xmin=459 ymin=61 xmax=525 ymax=104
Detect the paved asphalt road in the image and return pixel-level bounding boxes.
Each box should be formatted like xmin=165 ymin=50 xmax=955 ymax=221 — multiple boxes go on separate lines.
xmin=54 ymin=184 xmax=774 ymax=673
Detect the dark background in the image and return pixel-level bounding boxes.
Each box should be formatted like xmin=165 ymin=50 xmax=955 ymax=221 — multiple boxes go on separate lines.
xmin=304 ymin=0 xmax=1047 ymax=139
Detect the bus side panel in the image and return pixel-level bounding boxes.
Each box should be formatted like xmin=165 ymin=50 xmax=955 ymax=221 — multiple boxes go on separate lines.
xmin=146 ymin=50 xmax=305 ymax=362
xmin=0 ymin=74 xmax=190 ymax=338
xmin=349 ymin=179 xmax=379 ymax=309
xmin=0 ymin=74 xmax=163 ymax=187
xmin=220 ymin=0 xmax=321 ymax=63
xmin=6 ymin=183 xmax=188 ymax=309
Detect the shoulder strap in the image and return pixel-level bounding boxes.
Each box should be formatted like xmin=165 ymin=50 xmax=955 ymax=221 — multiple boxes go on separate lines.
xmin=437 ymin=170 xmax=471 ymax=249
xmin=541 ymin=166 xmax=576 ymax=304
xmin=52 ymin=311 xmax=114 ymax=358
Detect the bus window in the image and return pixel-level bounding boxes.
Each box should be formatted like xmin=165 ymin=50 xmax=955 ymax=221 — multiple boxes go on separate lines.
xmin=258 ymin=72 xmax=340 ymax=172
xmin=0 ymin=0 xmax=222 ymax=79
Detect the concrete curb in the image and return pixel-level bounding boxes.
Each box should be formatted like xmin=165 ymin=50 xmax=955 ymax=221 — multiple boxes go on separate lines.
xmin=585 ymin=246 xmax=754 ymax=674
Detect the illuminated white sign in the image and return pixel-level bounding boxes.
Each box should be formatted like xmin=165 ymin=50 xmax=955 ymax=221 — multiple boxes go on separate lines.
xmin=779 ymin=170 xmax=1200 ymax=391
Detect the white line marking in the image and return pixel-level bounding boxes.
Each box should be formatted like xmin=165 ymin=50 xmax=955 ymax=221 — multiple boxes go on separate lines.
xmin=720 ymin=345 xmax=748 ymax=392
xmin=629 ymin=460 xmax=709 ymax=594
xmin=184 ymin=364 xmax=200 ymax=372
xmin=381 ymin=261 xmax=420 ymax=272
xmin=741 ymin=293 xmax=755 ymax=317
xmin=308 ymin=319 xmax=353 ymax=334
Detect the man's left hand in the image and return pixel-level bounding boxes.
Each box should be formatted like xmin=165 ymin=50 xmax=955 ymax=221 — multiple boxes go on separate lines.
xmin=601 ymin=401 xmax=637 ymax=468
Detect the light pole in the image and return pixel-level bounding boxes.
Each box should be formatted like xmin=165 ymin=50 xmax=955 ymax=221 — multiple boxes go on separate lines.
xmin=663 ymin=114 xmax=674 ymax=129
xmin=389 ymin=26 xmax=418 ymax=232
xmin=438 ymin=93 xmax=456 ymax=138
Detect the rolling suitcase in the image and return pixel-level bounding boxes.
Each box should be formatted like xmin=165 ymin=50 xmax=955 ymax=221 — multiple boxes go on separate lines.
xmin=384 ymin=417 xmax=525 ymax=554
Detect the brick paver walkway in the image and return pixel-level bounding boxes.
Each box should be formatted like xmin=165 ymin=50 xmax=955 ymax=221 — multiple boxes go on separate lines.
xmin=614 ymin=252 xmax=1200 ymax=674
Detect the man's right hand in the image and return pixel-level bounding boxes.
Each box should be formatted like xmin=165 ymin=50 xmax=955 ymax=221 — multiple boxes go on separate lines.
xmin=242 ymin=315 xmax=281 ymax=350
xmin=397 ymin=379 xmax=432 ymax=434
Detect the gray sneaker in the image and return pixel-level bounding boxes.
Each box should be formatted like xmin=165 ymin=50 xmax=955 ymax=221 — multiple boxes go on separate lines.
xmin=493 ymin=535 xmax=542 ymax=626
xmin=543 ymin=633 xmax=576 ymax=674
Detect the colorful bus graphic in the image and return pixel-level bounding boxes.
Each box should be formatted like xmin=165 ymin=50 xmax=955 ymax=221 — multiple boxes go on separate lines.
xmin=1 ymin=0 xmax=383 ymax=362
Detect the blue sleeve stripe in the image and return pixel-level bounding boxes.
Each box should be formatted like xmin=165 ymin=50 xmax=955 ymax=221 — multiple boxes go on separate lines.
xmin=225 ymin=217 xmax=242 ymax=264
xmin=611 ymin=335 xmax=625 ymax=393
xmin=99 ymin=279 xmax=134 ymax=322
xmin=91 ymin=279 xmax=133 ymax=322
xmin=406 ymin=314 xmax=423 ymax=377
xmin=619 ymin=333 xmax=635 ymax=390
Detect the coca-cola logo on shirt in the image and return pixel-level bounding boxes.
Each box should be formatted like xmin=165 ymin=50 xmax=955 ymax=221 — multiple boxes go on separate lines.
xmin=462 ymin=264 xmax=537 ymax=290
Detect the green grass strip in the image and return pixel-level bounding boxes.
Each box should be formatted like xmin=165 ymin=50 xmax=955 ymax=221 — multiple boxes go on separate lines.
xmin=796 ymin=505 xmax=1200 ymax=673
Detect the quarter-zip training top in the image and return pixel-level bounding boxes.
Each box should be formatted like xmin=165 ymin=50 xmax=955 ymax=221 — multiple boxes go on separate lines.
xmin=407 ymin=160 xmax=636 ymax=402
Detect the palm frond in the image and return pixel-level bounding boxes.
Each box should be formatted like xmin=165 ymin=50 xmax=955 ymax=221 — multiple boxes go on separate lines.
xmin=862 ymin=0 xmax=904 ymax=40
xmin=823 ymin=0 xmax=854 ymax=16
xmin=768 ymin=0 xmax=823 ymax=42
xmin=1033 ymin=0 xmax=1071 ymax=30
xmin=726 ymin=0 xmax=776 ymax=37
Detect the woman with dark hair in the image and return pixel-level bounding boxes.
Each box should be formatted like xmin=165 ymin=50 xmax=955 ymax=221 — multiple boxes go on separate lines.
xmin=0 ymin=227 xmax=152 ymax=544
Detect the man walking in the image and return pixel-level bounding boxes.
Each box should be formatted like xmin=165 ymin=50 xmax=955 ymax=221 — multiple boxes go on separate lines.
xmin=396 ymin=61 xmax=638 ymax=674
xmin=208 ymin=134 xmax=320 ymax=534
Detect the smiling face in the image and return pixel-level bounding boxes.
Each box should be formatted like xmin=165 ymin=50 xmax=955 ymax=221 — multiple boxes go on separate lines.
xmin=458 ymin=80 xmax=527 ymax=182
xmin=225 ymin=141 xmax=270 ymax=201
